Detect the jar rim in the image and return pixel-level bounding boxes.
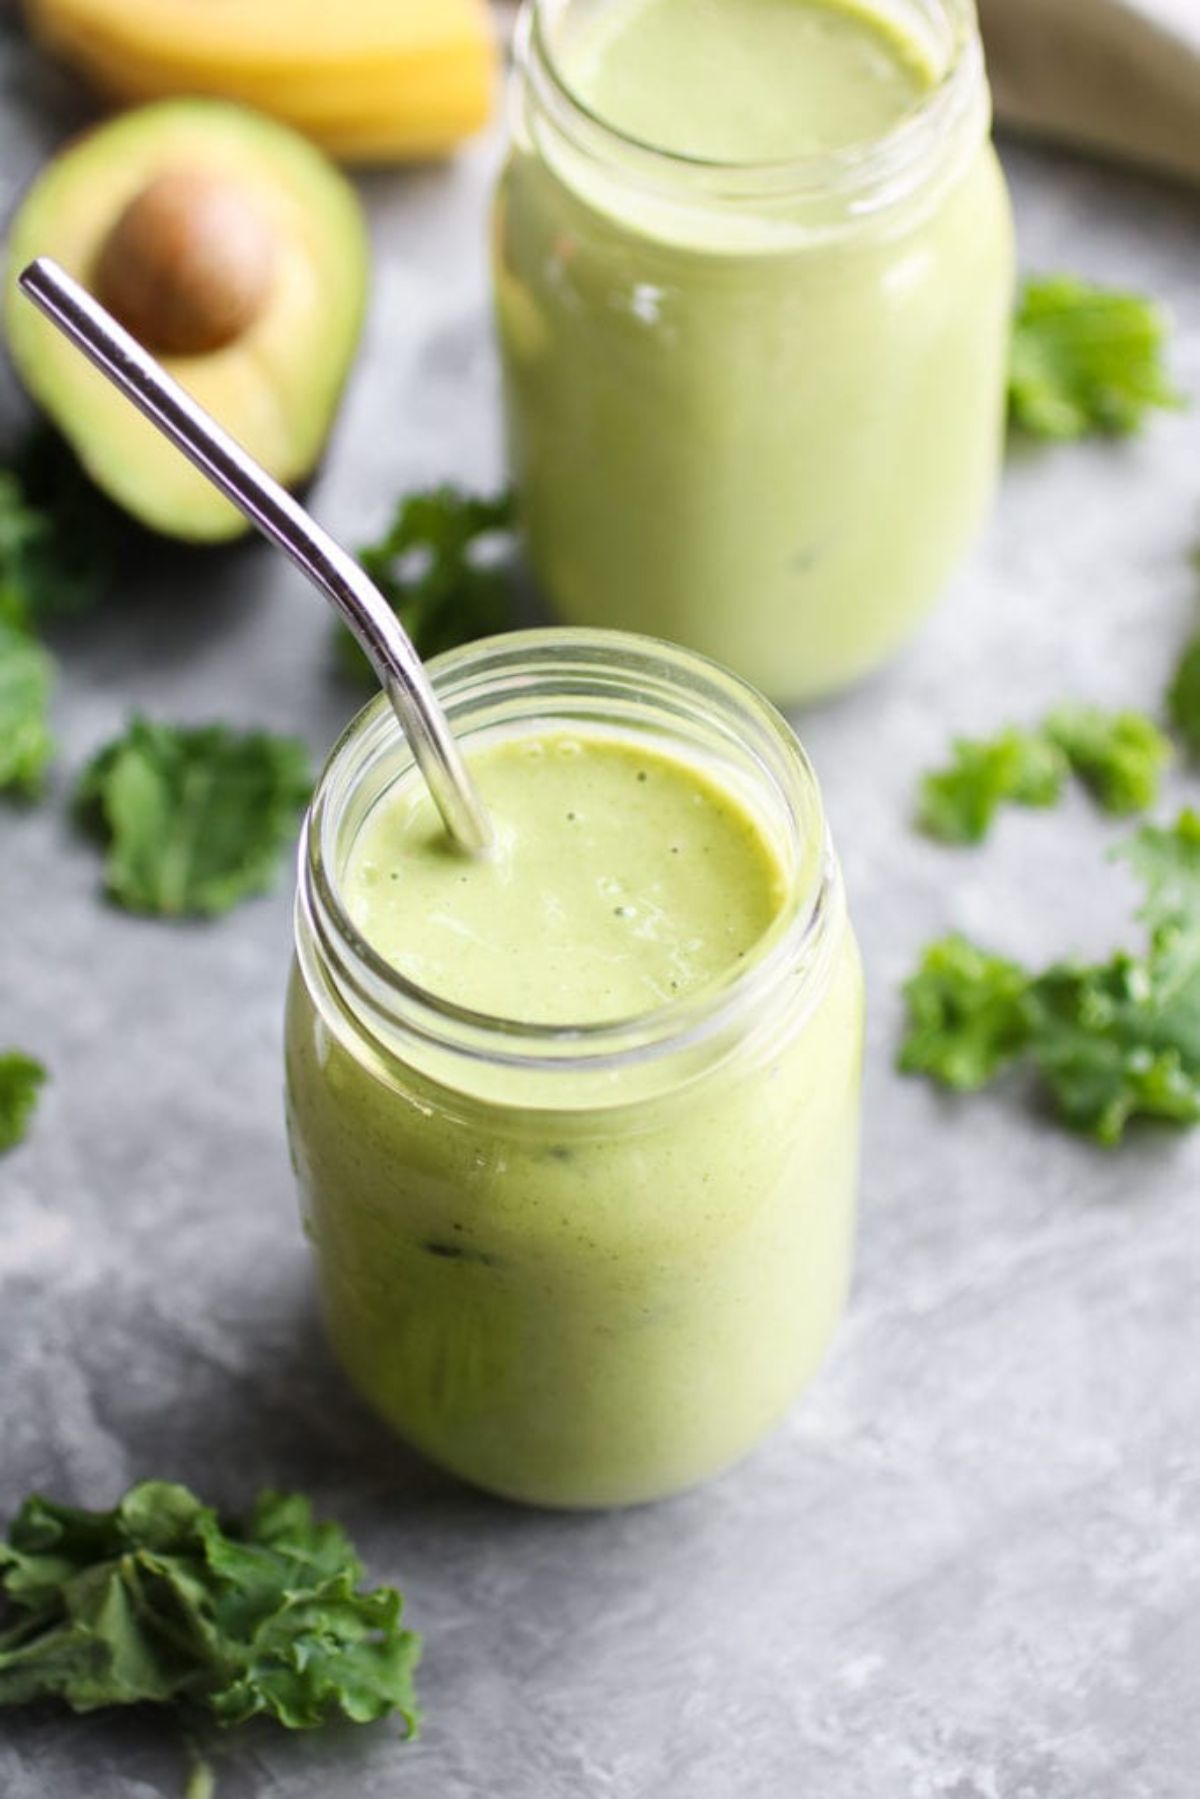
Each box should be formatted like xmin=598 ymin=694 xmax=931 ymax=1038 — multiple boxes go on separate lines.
xmin=518 ymin=0 xmax=985 ymax=211
xmin=299 ymin=628 xmax=840 ymax=1077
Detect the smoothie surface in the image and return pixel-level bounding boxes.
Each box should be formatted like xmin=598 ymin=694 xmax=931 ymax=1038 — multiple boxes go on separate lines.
xmin=560 ymin=0 xmax=933 ymax=164
xmin=344 ymin=730 xmax=786 ymax=1025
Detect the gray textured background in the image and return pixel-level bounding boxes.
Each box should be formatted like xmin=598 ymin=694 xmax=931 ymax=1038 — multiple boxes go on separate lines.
xmin=3 ymin=11 xmax=1200 ymax=1796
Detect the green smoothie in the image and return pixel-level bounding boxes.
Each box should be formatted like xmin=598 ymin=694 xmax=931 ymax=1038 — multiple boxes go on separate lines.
xmin=494 ymin=0 xmax=1014 ymax=699
xmin=286 ymin=718 xmax=863 ymax=1507
xmin=566 ymin=0 xmax=931 ymax=162
xmin=345 ymin=731 xmax=784 ymax=1023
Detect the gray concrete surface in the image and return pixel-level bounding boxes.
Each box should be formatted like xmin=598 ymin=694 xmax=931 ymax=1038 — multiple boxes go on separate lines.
xmin=2 ymin=14 xmax=1200 ymax=1797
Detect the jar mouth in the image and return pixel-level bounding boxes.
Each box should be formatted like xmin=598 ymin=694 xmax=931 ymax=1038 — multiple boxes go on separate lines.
xmin=519 ymin=0 xmax=984 ymax=206
xmin=301 ymin=628 xmax=839 ymax=1076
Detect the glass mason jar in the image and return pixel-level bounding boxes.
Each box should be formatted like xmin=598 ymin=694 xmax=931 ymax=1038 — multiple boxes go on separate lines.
xmin=492 ymin=0 xmax=1014 ymax=703
xmin=285 ymin=630 xmax=864 ymax=1508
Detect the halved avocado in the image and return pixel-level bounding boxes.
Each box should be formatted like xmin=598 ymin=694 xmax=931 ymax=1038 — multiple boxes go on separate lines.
xmin=4 ymin=99 xmax=368 ymax=541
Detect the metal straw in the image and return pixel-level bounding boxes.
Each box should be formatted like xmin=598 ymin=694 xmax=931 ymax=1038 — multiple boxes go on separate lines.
xmin=18 ymin=256 xmax=493 ymax=855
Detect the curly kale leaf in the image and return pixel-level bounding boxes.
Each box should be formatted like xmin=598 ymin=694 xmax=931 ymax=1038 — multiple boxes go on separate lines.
xmin=1009 ymin=275 xmax=1182 ymax=440
xmin=0 ymin=431 xmax=122 ymax=631
xmin=1167 ymin=634 xmax=1200 ymax=758
xmin=0 ymin=1052 xmax=46 ymax=1153
xmin=0 ymin=1482 xmax=420 ymax=1733
xmin=918 ymin=705 xmax=1170 ymax=845
xmin=339 ymin=485 xmax=517 ymax=678
xmin=74 ymin=718 xmax=312 ymax=917
xmin=1025 ymin=952 xmax=1200 ymax=1146
xmin=917 ymin=729 xmax=1066 ymax=844
xmin=900 ymin=814 xmax=1200 ymax=1144
xmin=898 ymin=934 xmax=1034 ymax=1090
xmin=0 ymin=620 xmax=55 ymax=798
xmin=1045 ymin=705 xmax=1172 ymax=815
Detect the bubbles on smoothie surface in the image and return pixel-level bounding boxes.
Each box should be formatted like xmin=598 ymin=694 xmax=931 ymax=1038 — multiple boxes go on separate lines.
xmin=342 ymin=730 xmax=786 ymax=1025
xmin=560 ymin=0 xmax=935 ymax=166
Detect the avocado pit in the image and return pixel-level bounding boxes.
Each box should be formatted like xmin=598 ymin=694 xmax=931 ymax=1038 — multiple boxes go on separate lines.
xmin=94 ymin=169 xmax=274 ymax=357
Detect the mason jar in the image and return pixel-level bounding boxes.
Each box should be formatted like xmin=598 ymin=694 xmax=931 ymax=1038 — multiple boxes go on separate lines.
xmin=492 ymin=0 xmax=1014 ymax=702
xmin=285 ymin=630 xmax=864 ymax=1508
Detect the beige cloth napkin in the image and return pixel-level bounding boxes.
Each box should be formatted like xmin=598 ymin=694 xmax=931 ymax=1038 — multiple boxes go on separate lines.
xmin=978 ymin=0 xmax=1200 ymax=184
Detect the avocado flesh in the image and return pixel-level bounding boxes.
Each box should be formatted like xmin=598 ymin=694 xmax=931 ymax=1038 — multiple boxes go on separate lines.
xmin=4 ymin=100 xmax=368 ymax=541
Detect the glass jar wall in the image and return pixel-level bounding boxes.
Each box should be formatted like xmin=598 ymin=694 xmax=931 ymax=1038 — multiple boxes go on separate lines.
xmin=286 ymin=631 xmax=864 ymax=1507
xmin=493 ymin=0 xmax=1014 ymax=701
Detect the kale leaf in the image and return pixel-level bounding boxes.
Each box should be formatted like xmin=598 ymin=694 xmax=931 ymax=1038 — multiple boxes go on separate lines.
xmin=340 ymin=485 xmax=517 ymax=678
xmin=917 ymin=705 xmax=1168 ymax=845
xmin=1045 ymin=705 xmax=1172 ymax=815
xmin=75 ymin=719 xmax=312 ymax=917
xmin=899 ymin=814 xmax=1200 ymax=1144
xmin=1116 ymin=809 xmax=1200 ymax=961
xmin=1009 ymin=275 xmax=1182 ymax=440
xmin=917 ymin=729 xmax=1066 ymax=844
xmin=0 ymin=1052 xmax=47 ymax=1153
xmin=898 ymin=935 xmax=1034 ymax=1090
xmin=0 ymin=438 xmax=116 ymax=631
xmin=1167 ymin=633 xmax=1200 ymax=758
xmin=1026 ymin=952 xmax=1200 ymax=1146
xmin=0 ymin=1481 xmax=420 ymax=1733
xmin=0 ymin=620 xmax=55 ymax=798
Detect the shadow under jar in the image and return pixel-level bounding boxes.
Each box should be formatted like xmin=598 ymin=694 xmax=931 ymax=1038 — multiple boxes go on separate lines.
xmin=493 ymin=0 xmax=1014 ymax=703
xmin=285 ymin=630 xmax=864 ymax=1508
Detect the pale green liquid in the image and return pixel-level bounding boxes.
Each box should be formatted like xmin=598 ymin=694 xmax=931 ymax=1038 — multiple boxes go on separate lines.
xmin=567 ymin=0 xmax=930 ymax=162
xmin=287 ymin=726 xmax=863 ymax=1506
xmin=345 ymin=730 xmax=784 ymax=1024
xmin=495 ymin=0 xmax=1014 ymax=700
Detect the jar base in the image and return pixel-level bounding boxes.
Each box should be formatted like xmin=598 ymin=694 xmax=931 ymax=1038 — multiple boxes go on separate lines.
xmin=317 ymin=1279 xmax=852 ymax=1512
